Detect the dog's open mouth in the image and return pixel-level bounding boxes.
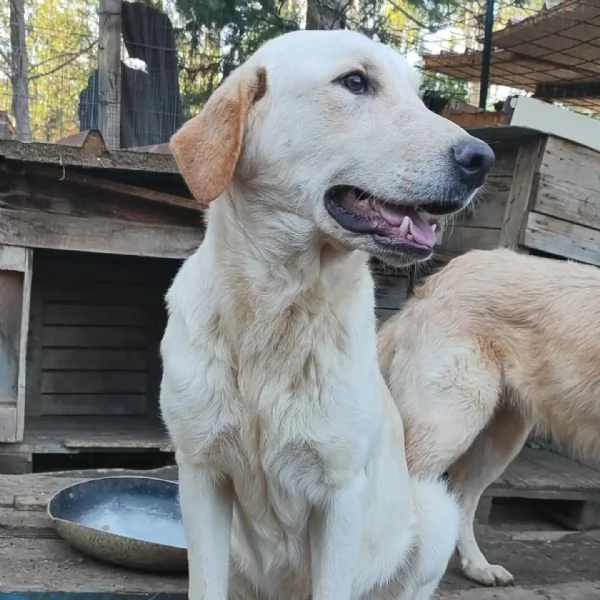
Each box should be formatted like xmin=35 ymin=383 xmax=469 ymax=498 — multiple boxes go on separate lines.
xmin=325 ymin=186 xmax=454 ymax=254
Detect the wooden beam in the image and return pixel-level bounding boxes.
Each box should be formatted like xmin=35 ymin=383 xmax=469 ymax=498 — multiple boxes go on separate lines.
xmin=98 ymin=0 xmax=122 ymax=150
xmin=442 ymin=111 xmax=509 ymax=129
xmin=498 ymin=136 xmax=546 ymax=250
xmin=0 ymin=260 xmax=30 ymax=443
xmin=0 ymin=207 xmax=202 ymax=259
xmin=24 ymin=276 xmax=42 ymax=418
xmin=15 ymin=249 xmax=32 ymax=440
xmin=0 ymin=138 xmax=179 ymax=172
xmin=535 ymin=80 xmax=600 ymax=101
xmin=30 ymin=164 xmax=198 ymax=211
xmin=1 ymin=166 xmax=198 ymax=228
xmin=539 ymin=136 xmax=600 ymax=197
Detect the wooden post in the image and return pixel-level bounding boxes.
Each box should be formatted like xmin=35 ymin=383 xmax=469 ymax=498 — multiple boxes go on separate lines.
xmin=0 ymin=245 xmax=32 ymax=443
xmin=497 ymin=136 xmax=546 ymax=251
xmin=98 ymin=0 xmax=122 ymax=150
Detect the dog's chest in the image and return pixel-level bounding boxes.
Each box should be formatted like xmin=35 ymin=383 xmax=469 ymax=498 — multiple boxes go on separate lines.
xmin=213 ymin=343 xmax=371 ymax=509
xmin=162 ymin=278 xmax=380 ymax=542
xmin=188 ymin=315 xmax=376 ymax=517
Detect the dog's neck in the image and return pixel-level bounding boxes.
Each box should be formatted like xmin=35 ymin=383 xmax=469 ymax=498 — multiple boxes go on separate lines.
xmin=204 ymin=185 xmax=370 ymax=310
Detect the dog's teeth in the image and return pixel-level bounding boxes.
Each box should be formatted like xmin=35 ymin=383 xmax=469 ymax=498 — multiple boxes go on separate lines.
xmin=399 ymin=216 xmax=410 ymax=236
xmin=407 ymin=233 xmax=413 ymax=241
xmin=431 ymin=223 xmax=437 ymax=232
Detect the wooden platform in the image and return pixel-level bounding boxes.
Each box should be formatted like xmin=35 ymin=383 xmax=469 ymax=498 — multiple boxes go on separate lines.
xmin=0 ymin=416 xmax=172 ymax=473
xmin=480 ymin=447 xmax=600 ymax=530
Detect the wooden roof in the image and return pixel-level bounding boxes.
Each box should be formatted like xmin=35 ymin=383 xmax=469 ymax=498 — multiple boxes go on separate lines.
xmin=423 ymin=0 xmax=600 ymax=110
xmin=0 ymin=130 xmax=178 ymax=173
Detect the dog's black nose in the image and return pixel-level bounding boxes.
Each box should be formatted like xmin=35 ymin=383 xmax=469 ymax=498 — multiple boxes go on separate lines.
xmin=452 ymin=139 xmax=495 ymax=190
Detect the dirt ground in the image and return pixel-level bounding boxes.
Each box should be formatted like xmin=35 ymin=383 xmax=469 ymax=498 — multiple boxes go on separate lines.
xmin=3 ymin=524 xmax=599 ymax=598
xmin=2 ymin=469 xmax=598 ymax=599
xmin=440 ymin=526 xmax=600 ymax=591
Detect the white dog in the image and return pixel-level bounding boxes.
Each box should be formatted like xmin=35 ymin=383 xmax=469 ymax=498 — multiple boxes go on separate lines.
xmin=160 ymin=29 xmax=495 ymax=600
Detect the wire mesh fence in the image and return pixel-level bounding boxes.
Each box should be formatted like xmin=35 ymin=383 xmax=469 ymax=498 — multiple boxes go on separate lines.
xmin=1 ymin=0 xmax=98 ymax=142
xmin=0 ymin=0 xmax=598 ymax=146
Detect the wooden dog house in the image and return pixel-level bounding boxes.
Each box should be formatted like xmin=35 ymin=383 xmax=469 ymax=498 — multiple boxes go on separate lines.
xmin=0 ymin=131 xmax=202 ymax=471
xmin=4 ymin=100 xmax=599 ymax=473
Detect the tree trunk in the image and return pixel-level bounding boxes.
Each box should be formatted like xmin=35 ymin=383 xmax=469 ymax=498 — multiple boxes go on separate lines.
xmin=305 ymin=0 xmax=349 ymax=30
xmin=9 ymin=0 xmax=32 ymax=142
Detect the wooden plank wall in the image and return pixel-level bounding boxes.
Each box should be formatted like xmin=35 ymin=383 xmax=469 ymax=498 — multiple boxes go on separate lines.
xmin=372 ymin=260 xmax=410 ymax=325
xmin=27 ymin=251 xmax=178 ymax=418
xmin=0 ymin=160 xmax=202 ymax=260
xmin=523 ymin=137 xmax=600 ymax=266
xmin=436 ymin=141 xmax=518 ymax=261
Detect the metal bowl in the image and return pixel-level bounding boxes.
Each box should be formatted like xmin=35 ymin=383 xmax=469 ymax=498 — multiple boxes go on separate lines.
xmin=47 ymin=476 xmax=187 ymax=573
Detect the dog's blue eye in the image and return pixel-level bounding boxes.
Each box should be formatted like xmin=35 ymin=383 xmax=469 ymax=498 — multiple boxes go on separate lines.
xmin=341 ymin=72 xmax=368 ymax=95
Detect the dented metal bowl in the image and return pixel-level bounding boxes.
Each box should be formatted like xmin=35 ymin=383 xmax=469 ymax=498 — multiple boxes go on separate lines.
xmin=47 ymin=476 xmax=187 ymax=573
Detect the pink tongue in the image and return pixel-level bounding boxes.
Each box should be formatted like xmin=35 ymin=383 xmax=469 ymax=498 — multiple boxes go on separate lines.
xmin=377 ymin=205 xmax=436 ymax=247
xmin=408 ymin=212 xmax=436 ymax=247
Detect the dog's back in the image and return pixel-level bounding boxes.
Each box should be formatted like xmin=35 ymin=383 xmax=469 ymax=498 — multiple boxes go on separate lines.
xmin=379 ymin=248 xmax=600 ymax=469
xmin=379 ymin=247 xmax=600 ymax=587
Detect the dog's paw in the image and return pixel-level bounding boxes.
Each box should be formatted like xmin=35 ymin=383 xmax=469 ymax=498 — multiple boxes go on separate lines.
xmin=461 ymin=560 xmax=514 ymax=587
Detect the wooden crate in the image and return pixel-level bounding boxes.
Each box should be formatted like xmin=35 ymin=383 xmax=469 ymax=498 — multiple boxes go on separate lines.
xmin=519 ymin=137 xmax=600 ymax=265
xmin=437 ymin=99 xmax=600 ymax=264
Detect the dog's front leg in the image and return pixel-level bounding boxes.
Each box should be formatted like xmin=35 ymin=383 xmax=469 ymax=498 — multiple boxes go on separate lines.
xmin=179 ymin=458 xmax=234 ymax=600
xmin=309 ymin=472 xmax=367 ymax=600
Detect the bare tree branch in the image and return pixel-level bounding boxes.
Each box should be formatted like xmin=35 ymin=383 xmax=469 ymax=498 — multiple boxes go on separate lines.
xmin=29 ymin=40 xmax=96 ymax=72
xmin=28 ymin=40 xmax=97 ymax=81
xmin=387 ymin=0 xmax=439 ymax=32
xmin=0 ymin=48 xmax=10 ymax=65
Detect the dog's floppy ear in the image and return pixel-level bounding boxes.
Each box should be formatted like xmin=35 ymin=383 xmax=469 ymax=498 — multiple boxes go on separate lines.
xmin=170 ymin=67 xmax=267 ymax=206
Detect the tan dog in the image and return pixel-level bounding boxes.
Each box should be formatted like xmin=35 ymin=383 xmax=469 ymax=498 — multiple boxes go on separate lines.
xmin=159 ymin=29 xmax=495 ymax=600
xmin=378 ymin=248 xmax=600 ymax=587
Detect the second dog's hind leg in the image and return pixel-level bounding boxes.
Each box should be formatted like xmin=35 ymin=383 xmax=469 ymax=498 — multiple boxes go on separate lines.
xmin=448 ymin=401 xmax=533 ymax=587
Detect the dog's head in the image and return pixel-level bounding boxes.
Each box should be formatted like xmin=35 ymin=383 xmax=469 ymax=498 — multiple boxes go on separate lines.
xmin=171 ymin=30 xmax=495 ymax=267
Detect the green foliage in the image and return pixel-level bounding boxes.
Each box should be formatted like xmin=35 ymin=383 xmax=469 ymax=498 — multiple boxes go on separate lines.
xmin=174 ymin=0 xmax=301 ymax=112
xmin=419 ymin=69 xmax=469 ymax=100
